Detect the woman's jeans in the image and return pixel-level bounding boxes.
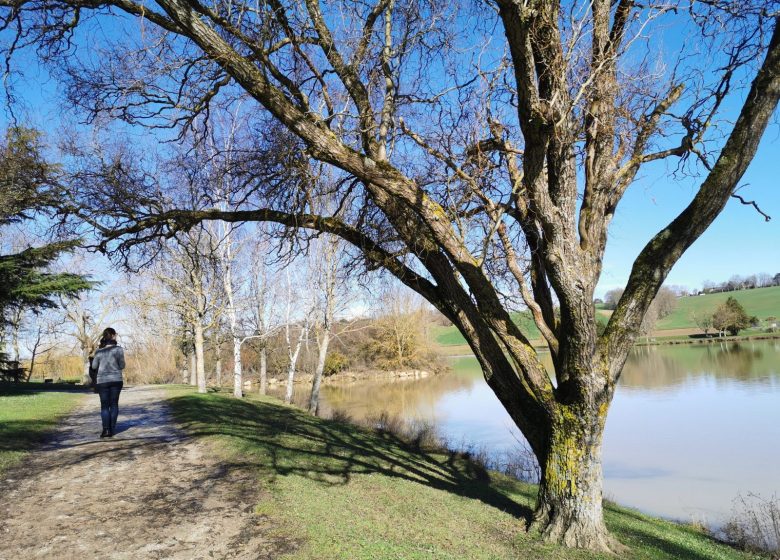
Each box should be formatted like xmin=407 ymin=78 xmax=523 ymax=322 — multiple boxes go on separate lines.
xmin=96 ymin=381 xmax=123 ymax=432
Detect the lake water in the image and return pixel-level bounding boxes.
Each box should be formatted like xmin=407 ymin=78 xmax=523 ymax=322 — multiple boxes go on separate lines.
xmin=314 ymin=340 xmax=780 ymax=525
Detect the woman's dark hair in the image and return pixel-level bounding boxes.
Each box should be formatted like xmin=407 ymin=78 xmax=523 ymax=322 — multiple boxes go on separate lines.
xmin=100 ymin=327 xmax=118 ymax=347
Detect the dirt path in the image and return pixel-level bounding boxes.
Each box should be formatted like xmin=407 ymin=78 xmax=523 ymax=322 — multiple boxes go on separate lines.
xmin=0 ymin=386 xmax=286 ymax=560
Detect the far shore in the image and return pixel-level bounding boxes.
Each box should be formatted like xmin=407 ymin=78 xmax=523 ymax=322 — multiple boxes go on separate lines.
xmin=437 ymin=331 xmax=780 ymax=358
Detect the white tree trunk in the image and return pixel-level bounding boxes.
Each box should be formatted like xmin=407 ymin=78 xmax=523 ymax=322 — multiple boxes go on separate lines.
xmin=309 ymin=329 xmax=330 ymax=416
xmin=194 ymin=319 xmax=206 ymax=393
xmin=232 ymin=338 xmax=242 ymax=397
xmin=285 ymin=328 xmax=305 ymax=404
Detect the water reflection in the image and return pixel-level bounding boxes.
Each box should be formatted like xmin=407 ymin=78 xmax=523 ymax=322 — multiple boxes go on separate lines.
xmin=307 ymin=341 xmax=780 ymax=524
xmin=621 ymin=341 xmax=779 ymax=390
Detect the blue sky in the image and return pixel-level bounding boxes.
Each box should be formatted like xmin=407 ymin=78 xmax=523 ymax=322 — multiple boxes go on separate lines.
xmin=3 ymin=11 xmax=779 ymax=299
xmin=599 ymin=132 xmax=780 ymax=296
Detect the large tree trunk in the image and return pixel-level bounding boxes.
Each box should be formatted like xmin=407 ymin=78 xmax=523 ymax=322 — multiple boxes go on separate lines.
xmin=308 ymin=329 xmax=330 ymax=416
xmin=530 ymin=407 xmax=617 ymax=552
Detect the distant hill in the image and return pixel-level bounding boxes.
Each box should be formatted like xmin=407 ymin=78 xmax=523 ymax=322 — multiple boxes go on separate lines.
xmin=657 ymin=285 xmax=780 ymax=330
xmin=433 ymin=286 xmax=780 ymax=346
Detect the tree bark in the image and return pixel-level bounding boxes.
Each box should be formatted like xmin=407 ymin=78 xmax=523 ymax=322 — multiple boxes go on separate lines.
xmin=530 ymin=405 xmax=619 ymax=553
xmin=308 ymin=329 xmax=330 ymax=416
xmin=194 ymin=318 xmax=206 ymax=393
xmin=285 ymin=328 xmax=305 ymax=404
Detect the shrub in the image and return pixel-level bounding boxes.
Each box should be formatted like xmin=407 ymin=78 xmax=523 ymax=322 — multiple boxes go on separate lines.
xmin=722 ymin=493 xmax=780 ymax=556
xmin=323 ymin=351 xmax=349 ymax=376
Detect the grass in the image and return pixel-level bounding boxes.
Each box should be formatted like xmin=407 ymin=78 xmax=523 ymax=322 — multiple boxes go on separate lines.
xmin=167 ymin=389 xmax=759 ymax=560
xmin=658 ymin=286 xmax=780 ymax=330
xmin=0 ymin=382 xmax=87 ymax=475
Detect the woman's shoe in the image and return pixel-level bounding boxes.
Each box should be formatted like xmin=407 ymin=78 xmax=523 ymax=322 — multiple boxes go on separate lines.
xmin=107 ymin=430 xmax=114 ymax=438
xmin=100 ymin=429 xmax=109 ymax=438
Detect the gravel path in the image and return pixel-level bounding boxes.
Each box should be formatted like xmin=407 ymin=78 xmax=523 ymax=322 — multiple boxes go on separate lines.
xmin=0 ymin=386 xmax=287 ymax=559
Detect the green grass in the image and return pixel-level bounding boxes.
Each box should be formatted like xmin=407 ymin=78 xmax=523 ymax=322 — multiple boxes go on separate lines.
xmin=167 ymin=389 xmax=758 ymax=560
xmin=658 ymin=286 xmax=780 ymax=330
xmin=433 ymin=287 xmax=780 ymax=346
xmin=0 ymin=382 xmax=86 ymax=475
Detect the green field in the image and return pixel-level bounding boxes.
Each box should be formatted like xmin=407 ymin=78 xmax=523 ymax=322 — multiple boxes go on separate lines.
xmin=434 ymin=286 xmax=780 ymax=346
xmin=658 ymin=286 xmax=780 ymax=330
xmin=0 ymin=383 xmax=86 ymax=475
xmin=167 ymin=388 xmax=757 ymax=560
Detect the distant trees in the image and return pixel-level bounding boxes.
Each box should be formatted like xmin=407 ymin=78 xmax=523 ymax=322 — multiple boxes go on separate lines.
xmin=712 ymin=297 xmax=752 ymax=336
xmin=700 ymin=273 xmax=780 ymax=294
xmin=603 ymin=289 xmax=624 ymax=311
xmin=690 ymin=310 xmax=715 ymax=336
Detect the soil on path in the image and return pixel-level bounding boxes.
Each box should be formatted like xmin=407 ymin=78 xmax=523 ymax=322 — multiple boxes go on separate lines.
xmin=0 ymin=386 xmax=288 ymax=560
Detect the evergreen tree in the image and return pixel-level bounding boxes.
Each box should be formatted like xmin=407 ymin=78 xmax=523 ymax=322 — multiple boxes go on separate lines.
xmin=0 ymin=127 xmax=92 ymax=325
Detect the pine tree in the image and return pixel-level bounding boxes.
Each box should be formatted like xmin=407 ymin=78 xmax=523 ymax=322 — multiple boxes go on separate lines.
xmin=0 ymin=127 xmax=92 ymax=325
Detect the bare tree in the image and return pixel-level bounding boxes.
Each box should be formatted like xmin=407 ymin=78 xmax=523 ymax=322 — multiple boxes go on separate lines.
xmin=247 ymin=238 xmax=281 ymax=395
xmin=6 ymin=1 xmax=780 ymax=551
xmin=62 ymin=295 xmax=112 ymax=384
xmin=283 ymin=265 xmax=310 ymax=405
xmin=691 ymin=309 xmax=715 ymax=336
xmin=155 ymin=227 xmax=220 ymax=393
xmin=307 ymin=234 xmax=349 ymax=415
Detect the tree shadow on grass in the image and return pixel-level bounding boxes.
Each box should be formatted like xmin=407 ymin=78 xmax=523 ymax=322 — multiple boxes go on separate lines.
xmin=0 ymin=381 xmax=90 ymax=396
xmin=168 ymin=393 xmax=533 ymax=522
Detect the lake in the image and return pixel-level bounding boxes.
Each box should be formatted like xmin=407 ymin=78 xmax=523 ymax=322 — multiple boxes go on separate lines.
xmin=313 ymin=340 xmax=780 ymax=525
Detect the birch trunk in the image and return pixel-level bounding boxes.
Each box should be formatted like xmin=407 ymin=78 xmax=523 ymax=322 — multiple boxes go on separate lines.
xmin=285 ymin=325 xmax=306 ymax=404
xmin=308 ymin=329 xmax=330 ymax=416
xmin=194 ymin=317 xmax=206 ymax=393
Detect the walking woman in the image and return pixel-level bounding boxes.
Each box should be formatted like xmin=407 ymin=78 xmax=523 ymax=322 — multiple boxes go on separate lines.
xmin=92 ymin=328 xmax=125 ymax=438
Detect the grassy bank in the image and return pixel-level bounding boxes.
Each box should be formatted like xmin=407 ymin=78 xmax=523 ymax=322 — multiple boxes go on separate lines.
xmin=0 ymin=382 xmax=87 ymax=475
xmin=167 ymin=389 xmax=757 ymax=560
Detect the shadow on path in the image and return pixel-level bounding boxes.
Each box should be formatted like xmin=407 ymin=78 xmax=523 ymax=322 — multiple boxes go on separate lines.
xmin=0 ymin=386 xmax=284 ymax=560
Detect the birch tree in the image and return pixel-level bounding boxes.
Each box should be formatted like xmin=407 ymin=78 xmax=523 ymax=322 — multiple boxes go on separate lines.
xmin=283 ymin=265 xmax=310 ymax=405
xmin=6 ymin=0 xmax=780 ymax=551
xmin=307 ymin=234 xmax=349 ymax=415
xmin=156 ymin=227 xmax=220 ymax=393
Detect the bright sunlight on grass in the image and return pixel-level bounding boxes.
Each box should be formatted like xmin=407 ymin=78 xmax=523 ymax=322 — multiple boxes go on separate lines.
xmin=167 ymin=389 xmax=756 ymax=560
xmin=0 ymin=383 xmax=86 ymax=475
